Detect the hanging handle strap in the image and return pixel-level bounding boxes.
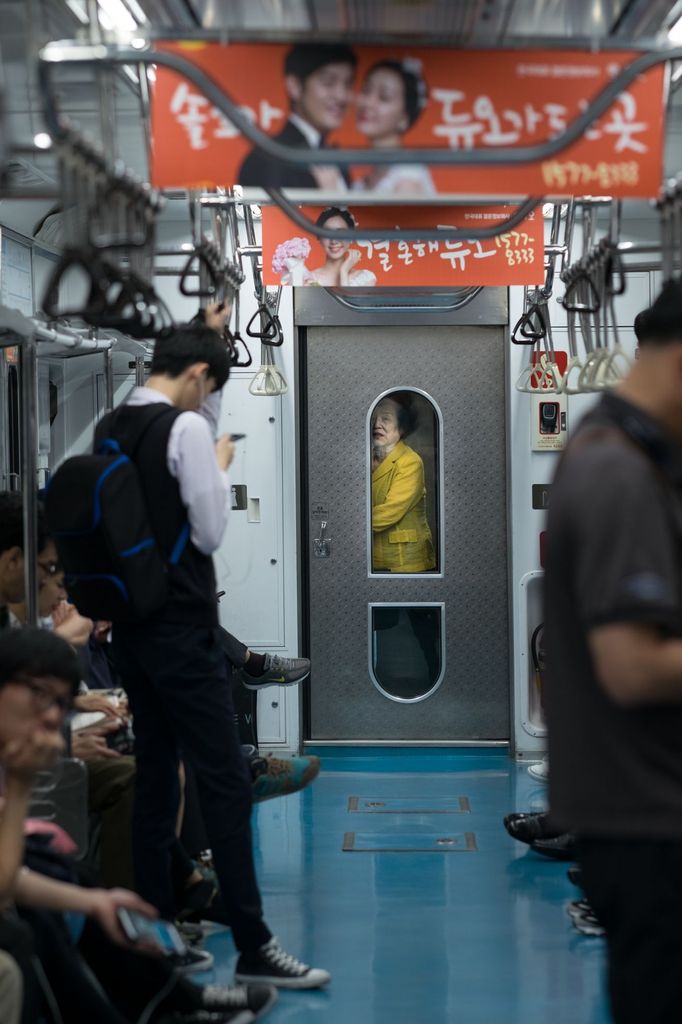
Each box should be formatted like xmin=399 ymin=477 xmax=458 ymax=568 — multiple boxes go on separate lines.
xmin=246 ymin=303 xmax=279 ymax=341
xmin=511 ymin=304 xmax=546 ymax=345
xmin=179 ymin=244 xmax=219 ymax=298
xmin=561 ymin=271 xmax=601 ymax=314
xmin=231 ymin=331 xmax=253 ymax=368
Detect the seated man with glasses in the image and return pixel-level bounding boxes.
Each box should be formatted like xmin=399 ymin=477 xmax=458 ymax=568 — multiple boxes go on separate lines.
xmin=0 ymin=627 xmax=276 ymax=1023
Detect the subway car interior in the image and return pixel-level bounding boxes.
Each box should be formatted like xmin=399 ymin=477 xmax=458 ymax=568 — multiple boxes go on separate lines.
xmin=1 ymin=1 xmax=682 ymax=1022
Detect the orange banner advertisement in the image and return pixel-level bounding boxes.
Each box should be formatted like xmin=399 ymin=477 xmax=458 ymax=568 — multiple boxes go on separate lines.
xmin=262 ymin=205 xmax=545 ymax=287
xmin=151 ymin=43 xmax=666 ymax=198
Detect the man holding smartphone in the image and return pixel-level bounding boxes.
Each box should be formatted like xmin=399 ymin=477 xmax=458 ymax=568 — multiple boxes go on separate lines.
xmin=101 ymin=313 xmax=329 ymax=990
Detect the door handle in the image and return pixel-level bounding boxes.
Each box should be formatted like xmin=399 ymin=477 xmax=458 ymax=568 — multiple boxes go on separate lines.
xmin=313 ymin=520 xmax=331 ymax=558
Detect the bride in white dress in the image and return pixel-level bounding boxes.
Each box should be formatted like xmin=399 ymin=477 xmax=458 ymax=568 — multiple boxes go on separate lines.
xmin=353 ymin=58 xmax=436 ymax=197
xmin=305 ymin=207 xmax=377 ymax=287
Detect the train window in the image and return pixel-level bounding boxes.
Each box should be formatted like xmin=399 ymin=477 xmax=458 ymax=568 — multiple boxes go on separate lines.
xmin=369 ymin=604 xmax=445 ymax=703
xmin=369 ymin=389 xmax=441 ymax=576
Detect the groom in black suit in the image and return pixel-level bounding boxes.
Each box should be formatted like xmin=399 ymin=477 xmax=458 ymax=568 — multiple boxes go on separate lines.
xmin=238 ymin=44 xmax=357 ymax=190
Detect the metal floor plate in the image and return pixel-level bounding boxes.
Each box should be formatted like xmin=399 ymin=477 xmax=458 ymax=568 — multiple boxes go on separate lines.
xmin=348 ymin=795 xmax=471 ymax=813
xmin=343 ymin=831 xmax=478 ymax=852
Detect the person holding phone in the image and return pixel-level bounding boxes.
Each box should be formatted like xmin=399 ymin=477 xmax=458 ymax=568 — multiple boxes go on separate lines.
xmin=0 ymin=627 xmax=276 ymax=1023
xmin=102 ymin=320 xmax=330 ymax=989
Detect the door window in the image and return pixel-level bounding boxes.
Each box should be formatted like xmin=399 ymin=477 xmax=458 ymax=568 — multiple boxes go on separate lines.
xmin=369 ymin=389 xmax=441 ymax=575
xmin=369 ymin=604 xmax=445 ymax=703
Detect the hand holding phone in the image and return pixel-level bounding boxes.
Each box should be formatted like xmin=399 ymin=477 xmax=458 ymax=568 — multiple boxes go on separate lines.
xmin=117 ymin=908 xmax=187 ymax=957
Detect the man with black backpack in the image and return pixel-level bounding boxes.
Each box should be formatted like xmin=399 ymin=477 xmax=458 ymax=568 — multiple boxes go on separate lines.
xmin=87 ymin=322 xmax=330 ymax=990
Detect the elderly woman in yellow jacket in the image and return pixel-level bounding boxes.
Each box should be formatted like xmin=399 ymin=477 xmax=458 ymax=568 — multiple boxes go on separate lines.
xmin=371 ymin=395 xmax=435 ymax=573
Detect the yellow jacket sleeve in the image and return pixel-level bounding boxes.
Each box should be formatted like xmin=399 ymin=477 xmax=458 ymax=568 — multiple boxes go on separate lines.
xmin=372 ymin=459 xmax=424 ymax=532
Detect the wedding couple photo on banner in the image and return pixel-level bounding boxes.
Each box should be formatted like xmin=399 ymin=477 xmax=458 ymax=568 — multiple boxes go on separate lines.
xmin=263 ymin=205 xmax=545 ymax=288
xmin=152 ymin=41 xmax=666 ymax=197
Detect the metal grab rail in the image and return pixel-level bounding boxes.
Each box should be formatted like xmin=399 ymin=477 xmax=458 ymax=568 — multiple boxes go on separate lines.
xmin=264 ymin=188 xmax=543 ymax=242
xmin=38 ymin=41 xmax=681 ymax=172
xmin=37 ymin=42 xmax=678 ymax=243
xmin=325 ymin=286 xmax=483 ymax=313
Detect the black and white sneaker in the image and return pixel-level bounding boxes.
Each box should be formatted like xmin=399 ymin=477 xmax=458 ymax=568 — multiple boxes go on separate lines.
xmin=201 ymin=983 xmax=277 ymax=1020
xmin=235 ymin=938 xmax=331 ymax=989
xmin=176 ymin=921 xmax=207 ymax=943
xmin=170 ymin=947 xmax=215 ymax=974
xmin=566 ymin=899 xmax=593 ymax=920
xmin=573 ymin=911 xmax=605 ymax=937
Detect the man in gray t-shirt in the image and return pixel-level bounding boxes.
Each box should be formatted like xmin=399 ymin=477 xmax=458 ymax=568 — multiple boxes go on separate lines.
xmin=544 ymin=281 xmax=682 ymax=1024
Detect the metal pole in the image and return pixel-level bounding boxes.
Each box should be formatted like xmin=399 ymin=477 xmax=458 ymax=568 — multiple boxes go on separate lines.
xmin=135 ymin=354 xmax=146 ymax=386
xmin=20 ymin=337 xmax=39 ymax=627
xmin=103 ymin=348 xmax=114 ymax=411
xmin=138 ymin=62 xmax=153 ymax=175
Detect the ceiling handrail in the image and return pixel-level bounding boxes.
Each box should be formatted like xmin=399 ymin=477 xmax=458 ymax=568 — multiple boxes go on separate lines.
xmin=265 ymin=188 xmax=543 ymax=243
xmin=38 ymin=41 xmax=681 ymax=176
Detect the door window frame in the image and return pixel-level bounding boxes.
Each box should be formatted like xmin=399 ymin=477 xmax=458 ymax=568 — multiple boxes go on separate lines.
xmin=368 ymin=601 xmax=447 ymax=704
xmin=366 ymin=385 xmax=445 ymax=579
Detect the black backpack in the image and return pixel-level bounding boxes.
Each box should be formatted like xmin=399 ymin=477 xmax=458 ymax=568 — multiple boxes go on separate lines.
xmin=45 ymin=404 xmax=187 ymax=622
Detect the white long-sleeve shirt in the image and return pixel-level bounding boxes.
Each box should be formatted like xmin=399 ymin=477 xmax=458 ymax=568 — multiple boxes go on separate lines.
xmin=125 ymin=386 xmax=229 ymax=555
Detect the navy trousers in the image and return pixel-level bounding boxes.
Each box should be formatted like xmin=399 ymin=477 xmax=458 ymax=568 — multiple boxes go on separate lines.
xmin=111 ymin=621 xmax=271 ymax=952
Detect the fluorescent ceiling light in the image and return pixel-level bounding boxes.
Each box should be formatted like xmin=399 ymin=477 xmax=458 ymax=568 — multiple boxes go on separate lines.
xmin=669 ymin=14 xmax=682 ymax=44
xmin=97 ymin=0 xmax=139 ymax=31
xmin=124 ymin=0 xmax=148 ymax=22
xmin=65 ymin=0 xmax=144 ymax=31
xmin=33 ymin=133 xmax=53 ymax=150
xmin=64 ymin=0 xmax=88 ymax=24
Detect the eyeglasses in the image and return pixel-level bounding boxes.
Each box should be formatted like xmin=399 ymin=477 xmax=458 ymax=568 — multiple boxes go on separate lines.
xmin=37 ymin=560 xmax=63 ymax=577
xmin=12 ymin=678 xmax=72 ymax=715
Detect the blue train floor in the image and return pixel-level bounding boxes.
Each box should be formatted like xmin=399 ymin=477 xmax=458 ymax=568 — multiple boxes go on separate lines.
xmin=193 ymin=752 xmax=610 ymax=1024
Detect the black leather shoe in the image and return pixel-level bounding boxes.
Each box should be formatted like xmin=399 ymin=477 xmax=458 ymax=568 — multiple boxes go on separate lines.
xmin=530 ymin=833 xmax=577 ymax=861
xmin=503 ymin=812 xmax=563 ymax=845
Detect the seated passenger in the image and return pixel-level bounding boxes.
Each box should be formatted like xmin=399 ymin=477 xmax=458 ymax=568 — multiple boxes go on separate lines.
xmin=0 ymin=950 xmax=21 ymax=1024
xmin=0 ymin=627 xmax=276 ymax=1023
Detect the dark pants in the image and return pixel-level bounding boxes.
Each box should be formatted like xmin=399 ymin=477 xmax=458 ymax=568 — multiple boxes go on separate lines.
xmin=15 ymin=909 xmax=128 ymax=1024
xmin=18 ymin=907 xmax=215 ymax=1023
xmin=580 ymin=837 xmax=682 ymax=1024
xmin=111 ymin=621 xmax=271 ymax=952
xmin=0 ymin=913 xmax=41 ymax=1024
xmin=218 ymin=627 xmax=249 ymax=668
xmin=87 ymin=756 xmax=136 ymax=889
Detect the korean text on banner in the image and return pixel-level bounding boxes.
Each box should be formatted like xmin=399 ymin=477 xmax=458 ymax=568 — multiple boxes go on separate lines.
xmin=262 ymin=205 xmax=545 ymax=287
xmin=151 ymin=44 xmax=666 ymax=198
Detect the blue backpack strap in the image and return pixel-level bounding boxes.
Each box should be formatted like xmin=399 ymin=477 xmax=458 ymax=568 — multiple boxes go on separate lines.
xmin=97 ymin=438 xmax=122 ymax=455
xmin=169 ymin=523 xmax=190 ymax=566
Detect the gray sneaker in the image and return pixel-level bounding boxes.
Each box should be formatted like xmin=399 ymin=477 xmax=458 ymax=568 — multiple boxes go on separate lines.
xmin=241 ymin=654 xmax=311 ymax=690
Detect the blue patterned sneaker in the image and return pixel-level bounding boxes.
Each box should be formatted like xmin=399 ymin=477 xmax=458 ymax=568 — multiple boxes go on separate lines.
xmin=251 ymin=754 xmax=320 ymax=803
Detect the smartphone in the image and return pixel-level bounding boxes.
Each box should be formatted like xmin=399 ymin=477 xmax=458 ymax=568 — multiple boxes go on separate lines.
xmin=230 ymin=433 xmax=246 ymax=441
xmin=117 ymin=908 xmax=187 ymax=956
